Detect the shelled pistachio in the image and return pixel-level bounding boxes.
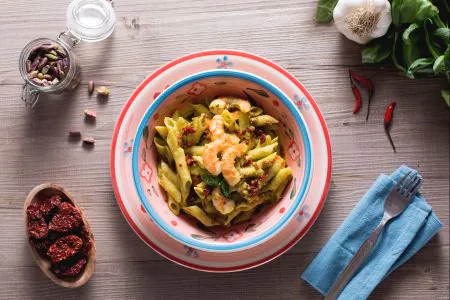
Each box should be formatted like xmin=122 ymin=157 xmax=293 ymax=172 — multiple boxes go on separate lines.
xmin=27 ymin=43 xmax=69 ymax=87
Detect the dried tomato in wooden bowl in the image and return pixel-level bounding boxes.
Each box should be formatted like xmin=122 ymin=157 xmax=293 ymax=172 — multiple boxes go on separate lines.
xmin=24 ymin=183 xmax=96 ymax=288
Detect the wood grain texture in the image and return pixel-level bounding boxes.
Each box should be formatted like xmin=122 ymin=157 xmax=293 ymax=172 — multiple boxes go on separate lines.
xmin=0 ymin=0 xmax=448 ymax=299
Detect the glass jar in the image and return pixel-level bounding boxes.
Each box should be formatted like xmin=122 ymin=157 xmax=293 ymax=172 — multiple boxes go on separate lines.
xmin=19 ymin=0 xmax=115 ymax=107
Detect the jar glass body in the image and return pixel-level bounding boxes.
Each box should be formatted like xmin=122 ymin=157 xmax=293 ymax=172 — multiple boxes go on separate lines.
xmin=19 ymin=38 xmax=81 ymax=107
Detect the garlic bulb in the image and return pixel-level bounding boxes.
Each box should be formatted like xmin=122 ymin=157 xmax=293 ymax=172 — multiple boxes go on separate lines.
xmin=333 ymin=0 xmax=392 ymax=44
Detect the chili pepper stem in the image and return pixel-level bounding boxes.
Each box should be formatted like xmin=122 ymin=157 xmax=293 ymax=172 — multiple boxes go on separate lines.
xmin=365 ymin=95 xmax=372 ymax=121
xmin=383 ymin=101 xmax=397 ymax=153
xmin=384 ymin=125 xmax=397 ymax=153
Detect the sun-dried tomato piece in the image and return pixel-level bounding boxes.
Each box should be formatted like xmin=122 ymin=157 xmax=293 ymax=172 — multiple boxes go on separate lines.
xmin=185 ymin=153 xmax=196 ymax=166
xmin=182 ymin=125 xmax=196 ymax=135
xmin=204 ymin=186 xmax=212 ymax=198
xmin=49 ymin=202 xmax=82 ymax=233
xmin=28 ymin=218 xmax=49 ymax=239
xmin=29 ymin=238 xmax=52 ymax=256
xmin=192 ymin=175 xmax=201 ymax=186
xmin=53 ymin=257 xmax=87 ymax=277
xmin=27 ymin=204 xmax=43 ymax=221
xmin=79 ymin=226 xmax=93 ymax=257
xmin=47 ymin=235 xmax=83 ymax=263
xmin=38 ymin=195 xmax=62 ymax=217
xmin=27 ymin=203 xmax=49 ymax=239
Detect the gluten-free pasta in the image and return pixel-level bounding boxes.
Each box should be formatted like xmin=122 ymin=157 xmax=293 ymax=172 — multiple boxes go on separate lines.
xmin=154 ymin=96 xmax=293 ymax=227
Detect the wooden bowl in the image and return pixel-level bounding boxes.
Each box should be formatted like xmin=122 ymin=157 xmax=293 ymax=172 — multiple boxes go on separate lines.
xmin=24 ymin=183 xmax=96 ymax=288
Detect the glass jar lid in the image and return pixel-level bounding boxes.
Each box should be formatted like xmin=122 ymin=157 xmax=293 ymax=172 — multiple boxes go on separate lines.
xmin=66 ymin=0 xmax=115 ymax=42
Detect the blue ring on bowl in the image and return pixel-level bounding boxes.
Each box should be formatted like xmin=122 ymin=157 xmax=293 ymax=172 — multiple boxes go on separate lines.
xmin=132 ymin=69 xmax=312 ymax=252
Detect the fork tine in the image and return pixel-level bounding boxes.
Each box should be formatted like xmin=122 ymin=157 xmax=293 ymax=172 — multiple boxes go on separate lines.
xmin=394 ymin=171 xmax=412 ymax=191
xmin=398 ymin=173 xmax=417 ymax=196
xmin=407 ymin=177 xmax=423 ymax=200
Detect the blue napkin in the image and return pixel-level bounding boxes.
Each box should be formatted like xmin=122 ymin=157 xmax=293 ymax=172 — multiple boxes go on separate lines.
xmin=302 ymin=165 xmax=443 ymax=299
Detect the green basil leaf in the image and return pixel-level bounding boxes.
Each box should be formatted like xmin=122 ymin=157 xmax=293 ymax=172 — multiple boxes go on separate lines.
xmin=406 ymin=57 xmax=435 ymax=78
xmin=315 ymin=0 xmax=338 ymax=23
xmin=444 ymin=46 xmax=450 ymax=70
xmin=424 ymin=19 xmax=444 ymax=59
xmin=441 ymin=89 xmax=450 ymax=107
xmin=201 ymin=174 xmax=231 ymax=197
xmin=402 ymin=23 xmax=422 ymax=67
xmin=433 ymin=55 xmax=446 ymax=74
xmin=362 ymin=41 xmax=392 ymax=63
xmin=201 ymin=174 xmax=220 ymax=187
xmin=432 ymin=27 xmax=450 ymax=44
xmin=392 ymin=0 xmax=439 ymax=26
xmin=361 ymin=29 xmax=394 ymax=64
xmin=219 ymin=180 xmax=231 ymax=198
xmin=392 ymin=31 xmax=406 ymax=72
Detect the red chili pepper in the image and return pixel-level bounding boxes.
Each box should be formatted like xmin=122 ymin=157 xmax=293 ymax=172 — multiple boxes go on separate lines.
xmin=349 ymin=70 xmax=374 ymax=120
xmin=352 ymin=85 xmax=362 ymax=113
xmin=349 ymin=70 xmax=363 ymax=114
xmin=384 ymin=102 xmax=397 ymax=153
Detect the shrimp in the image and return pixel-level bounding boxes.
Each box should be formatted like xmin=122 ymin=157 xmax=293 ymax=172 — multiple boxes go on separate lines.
xmin=215 ymin=97 xmax=251 ymax=113
xmin=209 ymin=115 xmax=225 ymax=141
xmin=209 ymin=99 xmax=227 ymax=115
xmin=202 ymin=139 xmax=226 ymax=175
xmin=212 ymin=187 xmax=235 ymax=215
xmin=221 ymin=143 xmax=247 ymax=186
xmin=204 ymin=114 xmax=244 ymax=176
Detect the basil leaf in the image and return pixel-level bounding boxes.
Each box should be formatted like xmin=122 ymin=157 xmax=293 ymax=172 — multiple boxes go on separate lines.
xmin=201 ymin=174 xmax=221 ymax=187
xmin=362 ymin=41 xmax=392 ymax=63
xmin=432 ymin=27 xmax=450 ymax=44
xmin=362 ymin=28 xmax=395 ymax=64
xmin=442 ymin=89 xmax=450 ymax=107
xmin=315 ymin=0 xmax=338 ymax=23
xmin=392 ymin=31 xmax=406 ymax=72
xmin=406 ymin=57 xmax=435 ymax=78
xmin=219 ymin=180 xmax=231 ymax=198
xmin=444 ymin=46 xmax=450 ymax=70
xmin=435 ymin=45 xmax=450 ymax=74
xmin=392 ymin=0 xmax=439 ymax=26
xmin=201 ymin=174 xmax=231 ymax=197
xmin=402 ymin=23 xmax=422 ymax=67
xmin=424 ymin=19 xmax=444 ymax=59
xmin=433 ymin=55 xmax=446 ymax=74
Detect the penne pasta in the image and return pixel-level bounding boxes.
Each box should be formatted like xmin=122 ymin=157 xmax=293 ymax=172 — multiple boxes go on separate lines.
xmin=239 ymin=166 xmax=264 ymax=178
xmin=246 ymin=143 xmax=278 ymax=161
xmin=166 ymin=129 xmax=192 ymax=203
xmin=160 ymin=161 xmax=178 ymax=185
xmin=263 ymin=167 xmax=293 ymax=193
xmin=250 ymin=115 xmax=279 ymax=127
xmin=233 ymin=208 xmax=256 ymax=224
xmin=192 ymin=104 xmax=213 ymax=117
xmin=183 ymin=206 xmax=220 ymax=227
xmin=185 ymin=145 xmax=205 ymax=156
xmin=153 ymin=97 xmax=296 ymax=227
xmin=158 ymin=173 xmax=182 ymax=204
xmin=155 ymin=126 xmax=168 ymax=138
xmin=154 ymin=137 xmax=174 ymax=165
xmin=168 ymin=197 xmax=181 ymax=215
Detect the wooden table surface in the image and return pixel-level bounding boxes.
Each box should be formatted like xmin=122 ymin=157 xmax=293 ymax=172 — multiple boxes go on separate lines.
xmin=0 ymin=0 xmax=448 ymax=299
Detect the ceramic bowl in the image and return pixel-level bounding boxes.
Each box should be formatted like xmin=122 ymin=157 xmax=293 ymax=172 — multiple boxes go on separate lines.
xmin=132 ymin=69 xmax=312 ymax=252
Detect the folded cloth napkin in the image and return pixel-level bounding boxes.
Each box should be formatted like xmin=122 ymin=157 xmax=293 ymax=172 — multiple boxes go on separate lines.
xmin=302 ymin=165 xmax=443 ymax=299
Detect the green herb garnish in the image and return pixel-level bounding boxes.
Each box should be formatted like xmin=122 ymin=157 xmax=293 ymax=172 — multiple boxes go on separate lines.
xmin=201 ymin=174 xmax=231 ymax=197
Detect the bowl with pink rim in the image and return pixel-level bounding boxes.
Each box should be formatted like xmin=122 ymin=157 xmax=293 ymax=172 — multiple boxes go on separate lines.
xmin=111 ymin=50 xmax=331 ymax=272
xmin=132 ymin=69 xmax=313 ymax=252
